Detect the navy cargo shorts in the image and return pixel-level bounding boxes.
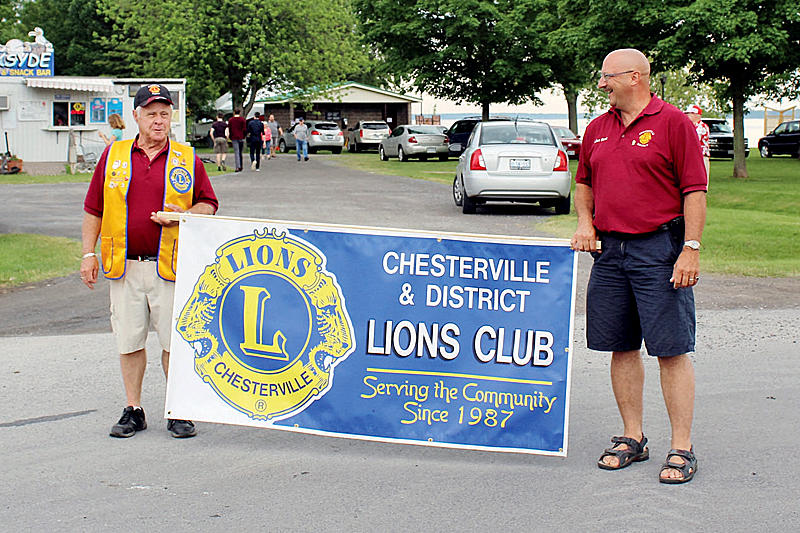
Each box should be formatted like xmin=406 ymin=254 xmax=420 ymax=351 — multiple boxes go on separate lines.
xmin=586 ymin=226 xmax=696 ymax=357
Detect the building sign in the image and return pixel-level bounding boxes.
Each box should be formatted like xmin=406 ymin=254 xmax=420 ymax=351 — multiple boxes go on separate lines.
xmin=165 ymin=216 xmax=578 ymax=456
xmin=0 ymin=27 xmax=54 ymax=77
xmin=90 ymin=98 xmax=106 ymax=123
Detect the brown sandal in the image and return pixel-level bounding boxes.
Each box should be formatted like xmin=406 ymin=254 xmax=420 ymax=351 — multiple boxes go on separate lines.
xmin=598 ymin=435 xmax=649 ymax=470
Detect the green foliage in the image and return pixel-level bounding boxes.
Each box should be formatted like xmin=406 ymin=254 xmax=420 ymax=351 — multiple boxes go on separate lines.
xmin=355 ymin=0 xmax=552 ymax=114
xmin=17 ymin=0 xmax=115 ymax=76
xmin=94 ymin=0 xmax=367 ymax=119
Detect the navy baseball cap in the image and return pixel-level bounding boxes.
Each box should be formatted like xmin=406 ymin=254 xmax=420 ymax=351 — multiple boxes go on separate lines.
xmin=134 ymin=84 xmax=174 ymax=108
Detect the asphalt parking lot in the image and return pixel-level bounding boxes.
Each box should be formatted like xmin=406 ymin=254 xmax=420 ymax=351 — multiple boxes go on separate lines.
xmin=1 ymin=153 xmax=798 ymax=532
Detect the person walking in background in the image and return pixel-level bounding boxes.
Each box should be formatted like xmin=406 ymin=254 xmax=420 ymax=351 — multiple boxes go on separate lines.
xmin=98 ymin=113 xmax=125 ymax=145
xmin=571 ymin=49 xmax=707 ymax=485
xmin=227 ymin=108 xmax=246 ymax=172
xmin=684 ymin=105 xmax=710 ymax=179
xmin=210 ymin=112 xmax=229 ymax=171
xmin=294 ymin=116 xmax=309 ymax=161
xmin=80 ymin=84 xmax=218 ymax=440
xmin=265 ymin=114 xmax=283 ymax=159
xmin=247 ymin=112 xmax=265 ymax=171
xmin=262 ymin=120 xmax=272 ymax=162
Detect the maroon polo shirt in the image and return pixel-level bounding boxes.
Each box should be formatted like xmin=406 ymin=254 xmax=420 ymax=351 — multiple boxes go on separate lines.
xmin=576 ymin=96 xmax=708 ymax=235
xmin=84 ymin=138 xmax=219 ymax=257
xmin=227 ymin=115 xmax=246 ymax=141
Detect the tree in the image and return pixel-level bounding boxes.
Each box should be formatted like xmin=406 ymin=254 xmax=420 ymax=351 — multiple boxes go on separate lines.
xmin=355 ymin=0 xmax=552 ymax=120
xmin=551 ymin=0 xmax=800 ymax=178
xmin=656 ymin=0 xmax=800 ymax=177
xmin=18 ymin=0 xmax=115 ymax=76
xmin=96 ymin=0 xmax=367 ymax=119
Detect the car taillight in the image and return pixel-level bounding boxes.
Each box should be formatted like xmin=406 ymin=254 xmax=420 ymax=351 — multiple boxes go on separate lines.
xmin=470 ymin=149 xmax=486 ymax=170
xmin=443 ymin=136 xmax=449 ymax=144
xmin=338 ymin=131 xmax=343 ymax=136
xmin=359 ymin=130 xmax=364 ymax=138
xmin=553 ymin=150 xmax=568 ymax=171
xmin=408 ymin=136 xmax=418 ymax=143
xmin=311 ymin=130 xmax=320 ymax=135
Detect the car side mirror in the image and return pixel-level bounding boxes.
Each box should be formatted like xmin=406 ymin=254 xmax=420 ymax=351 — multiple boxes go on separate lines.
xmin=449 ymin=143 xmax=462 ymax=152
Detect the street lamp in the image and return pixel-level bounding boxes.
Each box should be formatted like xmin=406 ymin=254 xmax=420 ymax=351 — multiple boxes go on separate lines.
xmin=659 ymin=74 xmax=667 ymax=101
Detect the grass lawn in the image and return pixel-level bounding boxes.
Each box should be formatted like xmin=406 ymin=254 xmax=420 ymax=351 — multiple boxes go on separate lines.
xmin=1 ymin=153 xmax=797 ymax=287
xmin=332 ymin=152 xmax=799 ymax=277
xmin=0 ymin=234 xmax=83 ymax=287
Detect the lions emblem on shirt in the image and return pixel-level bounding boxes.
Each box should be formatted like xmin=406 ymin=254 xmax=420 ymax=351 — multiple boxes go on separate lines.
xmin=175 ymin=228 xmax=354 ymax=422
xmin=635 ymin=129 xmax=655 ymax=147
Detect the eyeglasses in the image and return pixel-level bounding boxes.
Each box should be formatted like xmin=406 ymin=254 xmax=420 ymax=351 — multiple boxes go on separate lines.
xmin=598 ymin=70 xmax=635 ymax=81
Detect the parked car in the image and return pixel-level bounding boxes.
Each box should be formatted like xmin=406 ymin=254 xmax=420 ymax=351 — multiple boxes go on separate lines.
xmin=758 ymin=120 xmax=800 ymax=157
xmin=702 ymin=118 xmax=749 ymax=158
xmin=452 ymin=120 xmax=571 ymax=215
xmin=190 ymin=118 xmax=214 ymax=148
xmin=445 ymin=116 xmax=510 ymax=156
xmin=346 ymin=121 xmax=391 ymax=152
xmin=551 ymin=126 xmax=582 ymax=160
xmin=279 ymin=120 xmax=344 ymax=154
xmin=379 ymin=125 xmax=449 ymax=161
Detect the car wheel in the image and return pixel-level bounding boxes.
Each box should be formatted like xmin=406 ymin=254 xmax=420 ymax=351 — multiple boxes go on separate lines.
xmin=554 ymin=194 xmax=571 ymax=215
xmin=332 ymin=148 xmax=342 ymax=154
xmin=461 ymin=179 xmax=476 ymax=214
xmin=379 ymin=145 xmax=388 ymax=161
xmin=279 ymin=139 xmax=287 ymax=153
xmin=760 ymin=144 xmax=771 ymax=158
xmin=398 ymin=146 xmax=408 ymax=162
xmin=452 ymin=176 xmax=463 ymax=206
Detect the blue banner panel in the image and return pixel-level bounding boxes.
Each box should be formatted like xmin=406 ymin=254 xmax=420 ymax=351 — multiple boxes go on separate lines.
xmin=167 ymin=216 xmax=578 ymax=456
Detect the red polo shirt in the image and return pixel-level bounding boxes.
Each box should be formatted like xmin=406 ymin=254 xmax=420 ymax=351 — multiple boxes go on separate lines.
xmin=227 ymin=115 xmax=246 ymax=141
xmin=84 ymin=138 xmax=219 ymax=257
xmin=576 ymin=96 xmax=708 ymax=234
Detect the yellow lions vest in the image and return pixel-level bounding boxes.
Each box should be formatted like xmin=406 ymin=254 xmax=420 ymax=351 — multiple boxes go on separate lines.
xmin=100 ymin=139 xmax=195 ymax=281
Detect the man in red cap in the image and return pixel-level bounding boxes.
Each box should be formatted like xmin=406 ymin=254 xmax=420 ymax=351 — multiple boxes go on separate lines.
xmin=684 ymin=104 xmax=710 ymax=178
xmin=80 ymin=84 xmax=218 ymax=439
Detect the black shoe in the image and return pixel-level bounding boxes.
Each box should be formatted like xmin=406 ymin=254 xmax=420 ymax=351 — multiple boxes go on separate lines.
xmin=110 ymin=406 xmax=147 ymax=438
xmin=167 ymin=419 xmax=197 ymax=438
xmin=304 ymin=157 xmax=309 ymax=161
xmin=217 ymin=166 xmax=221 ymax=171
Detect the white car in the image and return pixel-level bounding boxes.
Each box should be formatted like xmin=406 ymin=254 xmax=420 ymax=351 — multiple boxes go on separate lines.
xmin=346 ymin=121 xmax=391 ymax=152
xmin=452 ymin=120 xmax=571 ymax=214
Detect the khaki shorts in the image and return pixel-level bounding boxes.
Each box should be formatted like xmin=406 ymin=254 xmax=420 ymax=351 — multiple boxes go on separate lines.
xmin=109 ymin=260 xmax=175 ymax=355
xmin=213 ymin=136 xmax=228 ymax=154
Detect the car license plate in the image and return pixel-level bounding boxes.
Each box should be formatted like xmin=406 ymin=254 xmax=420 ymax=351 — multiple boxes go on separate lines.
xmin=509 ymin=159 xmax=531 ymax=170
xmin=727 ymin=150 xmax=734 ymax=154
xmin=567 ymin=150 xmax=576 ymax=156
xmin=427 ymin=147 xmax=436 ymax=153
xmin=326 ymin=135 xmax=335 ymax=140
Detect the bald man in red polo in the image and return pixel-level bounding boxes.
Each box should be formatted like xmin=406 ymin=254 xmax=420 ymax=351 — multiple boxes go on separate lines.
xmin=571 ymin=49 xmax=707 ymax=484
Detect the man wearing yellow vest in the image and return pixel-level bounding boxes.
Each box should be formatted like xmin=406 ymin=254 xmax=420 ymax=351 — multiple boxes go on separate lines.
xmin=80 ymin=84 xmax=218 ymax=439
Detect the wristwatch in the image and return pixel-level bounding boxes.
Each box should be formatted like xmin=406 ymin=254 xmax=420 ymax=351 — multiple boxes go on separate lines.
xmin=683 ymin=240 xmax=701 ymax=250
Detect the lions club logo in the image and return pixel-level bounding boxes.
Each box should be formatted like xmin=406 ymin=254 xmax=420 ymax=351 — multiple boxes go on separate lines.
xmin=169 ymin=166 xmax=192 ymax=194
xmin=635 ymin=130 xmax=655 ymax=147
xmin=176 ymin=229 xmax=354 ymax=421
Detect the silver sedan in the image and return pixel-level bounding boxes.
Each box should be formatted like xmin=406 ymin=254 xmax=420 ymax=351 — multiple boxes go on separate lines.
xmin=379 ymin=125 xmax=450 ymax=162
xmin=452 ymin=121 xmax=572 ymax=214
